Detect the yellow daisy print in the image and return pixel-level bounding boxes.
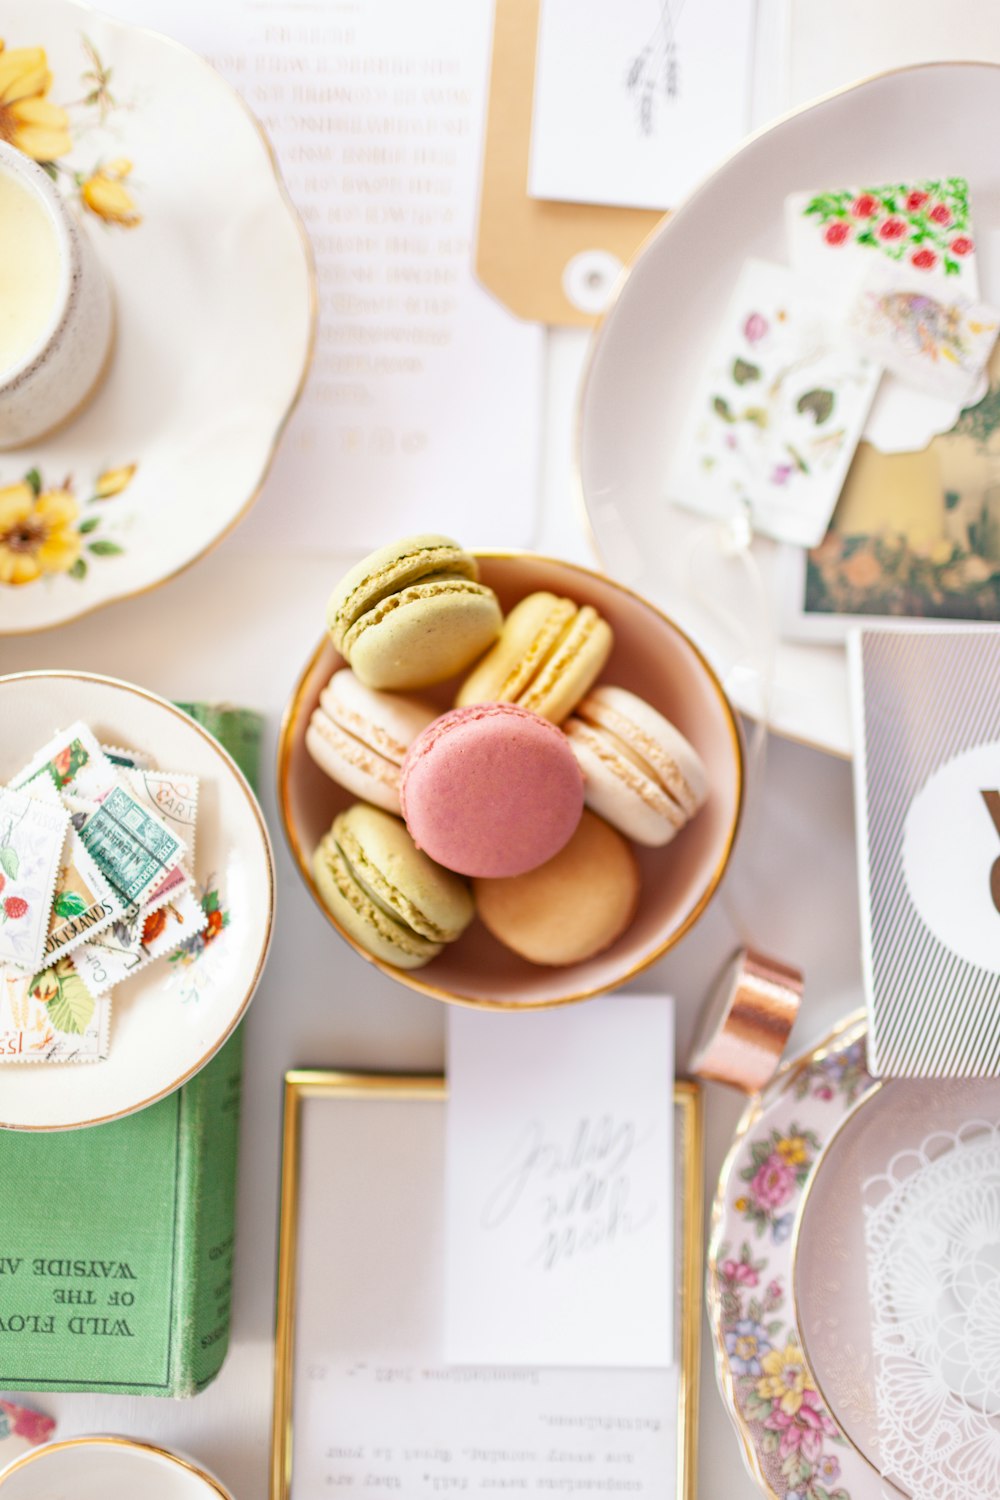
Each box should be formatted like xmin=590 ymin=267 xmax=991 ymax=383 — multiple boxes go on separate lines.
xmin=81 ymin=159 xmax=141 ymax=228
xmin=0 ymin=481 xmax=80 ymax=586
xmin=0 ymin=43 xmax=72 ymax=163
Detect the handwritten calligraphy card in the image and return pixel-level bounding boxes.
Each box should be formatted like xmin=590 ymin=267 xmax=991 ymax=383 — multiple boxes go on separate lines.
xmin=445 ymin=995 xmax=674 ymax=1368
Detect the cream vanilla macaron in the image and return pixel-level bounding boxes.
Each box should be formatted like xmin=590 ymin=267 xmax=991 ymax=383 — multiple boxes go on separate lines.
xmin=326 ymin=534 xmax=503 ymax=690
xmin=305 ymin=668 xmax=437 ymax=814
xmin=455 ymin=590 xmax=613 ymax=723
xmin=312 ymin=803 xmax=474 ymax=971
xmin=564 ymin=685 xmax=709 ymax=846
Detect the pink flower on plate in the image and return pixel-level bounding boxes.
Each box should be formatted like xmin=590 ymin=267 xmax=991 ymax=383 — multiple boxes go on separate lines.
xmin=721 ymin=1258 xmax=759 ymax=1287
xmin=743 ymin=312 xmax=768 ymax=344
xmin=767 ymin=1279 xmax=782 ymax=1300
xmin=749 ymin=1152 xmax=796 ymax=1211
xmin=763 ymin=1389 xmax=838 ymax=1464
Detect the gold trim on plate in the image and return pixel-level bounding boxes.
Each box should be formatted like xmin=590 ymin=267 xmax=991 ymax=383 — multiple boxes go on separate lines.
xmin=0 ymin=669 xmax=275 ymax=1132
xmin=0 ymin=0 xmax=318 ymax=637
xmin=276 ymin=548 xmax=745 ymax=1010
xmin=573 ymin=59 xmax=1000 ymax=759
xmin=270 ymin=1071 xmax=703 ymax=1500
xmin=705 ymin=1010 xmax=870 ymax=1499
xmin=0 ymin=1434 xmax=234 ymax=1496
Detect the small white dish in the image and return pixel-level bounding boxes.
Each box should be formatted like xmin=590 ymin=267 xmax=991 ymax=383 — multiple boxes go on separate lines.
xmin=0 ymin=0 xmax=314 ymax=630
xmin=578 ymin=62 xmax=1000 ymax=757
xmin=0 ymin=671 xmax=274 ymax=1131
xmin=0 ymin=1435 xmax=233 ymax=1499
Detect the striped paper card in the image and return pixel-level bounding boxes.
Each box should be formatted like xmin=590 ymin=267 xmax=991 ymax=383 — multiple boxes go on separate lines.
xmin=850 ymin=628 xmax=1000 ymax=1077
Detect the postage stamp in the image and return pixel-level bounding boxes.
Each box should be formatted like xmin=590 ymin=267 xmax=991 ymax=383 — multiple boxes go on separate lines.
xmin=43 ymin=829 xmax=122 ymax=966
xmin=76 ymin=785 xmax=185 ymax=906
xmin=0 ymin=786 xmax=71 ymax=974
xmin=12 ymin=720 xmax=119 ymax=803
xmin=101 ymin=743 xmax=153 ymax=772
xmin=125 ymin=768 xmax=199 ymax=867
xmin=73 ymin=886 xmax=207 ymax=999
xmin=0 ymin=960 xmax=110 ymax=1063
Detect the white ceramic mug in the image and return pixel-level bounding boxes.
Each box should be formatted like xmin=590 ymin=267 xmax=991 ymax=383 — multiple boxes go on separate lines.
xmin=0 ymin=1435 xmax=234 ymax=1499
xmin=0 ymin=140 xmax=114 ymax=449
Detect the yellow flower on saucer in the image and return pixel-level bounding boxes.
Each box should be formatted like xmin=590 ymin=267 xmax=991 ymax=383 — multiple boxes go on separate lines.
xmin=755 ymin=1343 xmax=814 ymax=1415
xmin=775 ymin=1134 xmax=809 ymax=1167
xmin=94 ymin=463 xmax=137 ymax=498
xmin=0 ymin=482 xmax=80 ymax=586
xmin=0 ymin=43 xmax=72 ymax=162
xmin=81 ymin=158 xmax=141 ymax=227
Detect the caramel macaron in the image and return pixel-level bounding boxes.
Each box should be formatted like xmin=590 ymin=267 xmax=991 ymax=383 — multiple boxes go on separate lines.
xmin=474 ymin=810 xmax=640 ymax=966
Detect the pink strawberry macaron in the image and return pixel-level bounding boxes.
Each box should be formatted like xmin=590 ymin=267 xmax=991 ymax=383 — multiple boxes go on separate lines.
xmin=399 ymin=703 xmax=584 ymax=878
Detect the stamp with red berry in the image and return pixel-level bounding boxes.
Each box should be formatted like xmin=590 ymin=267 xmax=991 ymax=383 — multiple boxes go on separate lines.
xmin=787 ymin=177 xmax=980 ymax=314
xmin=11 ymin=720 xmax=121 ymax=804
xmin=0 ymin=786 xmax=71 ymax=974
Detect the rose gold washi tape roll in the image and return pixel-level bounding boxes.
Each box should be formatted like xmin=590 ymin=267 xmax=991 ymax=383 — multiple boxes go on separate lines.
xmin=688 ymin=947 xmax=803 ymax=1094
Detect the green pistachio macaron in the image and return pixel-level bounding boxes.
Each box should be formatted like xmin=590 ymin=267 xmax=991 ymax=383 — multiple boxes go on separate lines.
xmin=311 ymin=802 xmax=475 ymax=970
xmin=325 ymin=534 xmax=503 ymax=690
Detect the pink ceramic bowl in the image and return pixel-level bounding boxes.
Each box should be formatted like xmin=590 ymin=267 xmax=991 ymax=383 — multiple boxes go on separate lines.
xmin=278 ymin=551 xmax=744 ymax=1008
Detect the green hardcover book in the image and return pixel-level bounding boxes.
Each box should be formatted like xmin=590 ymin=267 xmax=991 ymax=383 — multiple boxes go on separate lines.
xmin=0 ymin=705 xmax=262 ymax=1398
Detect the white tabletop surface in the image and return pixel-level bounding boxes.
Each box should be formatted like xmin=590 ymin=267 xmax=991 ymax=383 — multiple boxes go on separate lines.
xmin=6 ymin=2 xmax=997 ymax=1487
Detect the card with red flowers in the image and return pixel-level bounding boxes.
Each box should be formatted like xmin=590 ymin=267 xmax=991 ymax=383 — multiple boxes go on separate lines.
xmin=787 ymin=177 xmax=980 ymax=310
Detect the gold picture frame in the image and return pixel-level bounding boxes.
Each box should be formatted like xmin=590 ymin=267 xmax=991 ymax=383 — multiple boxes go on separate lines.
xmin=271 ymin=1071 xmax=704 ymax=1500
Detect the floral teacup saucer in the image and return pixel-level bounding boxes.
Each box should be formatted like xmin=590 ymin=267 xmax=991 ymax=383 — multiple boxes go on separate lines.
xmin=708 ymin=1015 xmax=878 ymax=1499
xmin=0 ymin=0 xmax=314 ymax=632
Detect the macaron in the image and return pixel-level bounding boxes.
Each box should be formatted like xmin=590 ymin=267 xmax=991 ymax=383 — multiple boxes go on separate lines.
xmin=326 ymin=533 xmax=503 ymax=690
xmin=312 ymin=803 xmax=474 ymax=970
xmin=563 ymin=685 xmax=709 ymax=846
xmin=475 ymin=810 xmax=640 ymax=966
xmin=400 ymin=703 xmax=584 ymax=878
xmin=305 ymin=668 xmax=437 ymax=813
xmin=455 ymin=590 xmax=613 ymax=724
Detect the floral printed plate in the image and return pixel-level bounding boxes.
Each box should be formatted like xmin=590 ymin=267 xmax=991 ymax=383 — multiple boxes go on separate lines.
xmin=579 ymin=63 xmax=1000 ymax=757
xmin=0 ymin=671 xmax=274 ymax=1130
xmin=0 ymin=0 xmax=313 ymax=632
xmin=707 ymin=1013 xmax=882 ymax=1500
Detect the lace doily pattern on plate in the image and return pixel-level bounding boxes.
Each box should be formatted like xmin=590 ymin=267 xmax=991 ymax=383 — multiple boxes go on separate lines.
xmin=864 ymin=1121 xmax=1000 ymax=1500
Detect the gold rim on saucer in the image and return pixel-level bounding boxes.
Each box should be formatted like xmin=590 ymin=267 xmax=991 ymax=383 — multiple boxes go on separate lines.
xmin=0 ymin=1434 xmax=234 ymax=1496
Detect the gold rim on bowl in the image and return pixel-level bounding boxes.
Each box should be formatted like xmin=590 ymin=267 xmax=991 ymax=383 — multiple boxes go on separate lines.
xmin=277 ymin=548 xmax=745 ymax=1010
xmin=0 ymin=668 xmax=275 ymax=1131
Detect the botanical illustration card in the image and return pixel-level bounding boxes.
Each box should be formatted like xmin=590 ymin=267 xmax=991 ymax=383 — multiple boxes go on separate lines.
xmin=529 ymin=0 xmax=756 ymax=211
xmin=667 ymin=259 xmax=881 ymax=547
xmin=782 ymin=347 xmax=1000 ymax=642
xmin=787 ymin=177 xmax=980 ymax=310
xmin=445 ymin=995 xmax=674 ymax=1368
xmin=849 ymin=627 xmax=1000 ymax=1077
